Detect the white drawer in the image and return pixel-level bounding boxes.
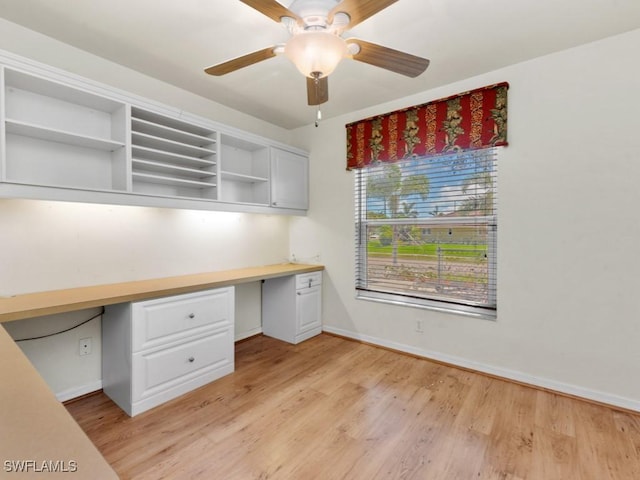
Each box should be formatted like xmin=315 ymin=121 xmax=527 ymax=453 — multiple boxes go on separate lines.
xmin=132 ymin=287 xmax=233 ymax=352
xmin=132 ymin=328 xmax=233 ymax=403
xmin=295 ymin=271 xmax=322 ymax=290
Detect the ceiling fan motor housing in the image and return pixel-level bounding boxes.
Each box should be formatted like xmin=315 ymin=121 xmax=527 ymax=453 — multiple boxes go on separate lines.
xmin=288 ymin=0 xmax=341 ymax=27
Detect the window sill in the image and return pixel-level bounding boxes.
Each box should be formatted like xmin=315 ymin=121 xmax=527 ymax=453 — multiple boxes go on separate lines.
xmin=356 ymin=290 xmax=497 ymax=321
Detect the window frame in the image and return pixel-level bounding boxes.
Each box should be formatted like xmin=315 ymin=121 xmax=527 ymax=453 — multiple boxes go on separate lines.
xmin=354 ymin=150 xmax=498 ymax=320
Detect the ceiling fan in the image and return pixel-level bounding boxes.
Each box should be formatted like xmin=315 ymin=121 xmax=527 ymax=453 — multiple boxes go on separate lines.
xmin=204 ymin=0 xmax=430 ymax=107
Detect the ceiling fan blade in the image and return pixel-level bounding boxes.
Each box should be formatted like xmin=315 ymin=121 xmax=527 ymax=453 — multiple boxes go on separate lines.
xmin=204 ymin=47 xmax=277 ymax=76
xmin=239 ymin=0 xmax=301 ymax=24
xmin=307 ymin=76 xmax=329 ymax=106
xmin=329 ymin=0 xmax=399 ymax=29
xmin=347 ymin=39 xmax=429 ymax=78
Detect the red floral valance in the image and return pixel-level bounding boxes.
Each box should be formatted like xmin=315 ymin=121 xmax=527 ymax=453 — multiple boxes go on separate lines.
xmin=346 ymin=82 xmax=509 ymax=170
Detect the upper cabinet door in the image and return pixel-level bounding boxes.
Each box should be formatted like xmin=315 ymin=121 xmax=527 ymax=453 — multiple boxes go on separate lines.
xmin=270 ymin=147 xmax=309 ymax=210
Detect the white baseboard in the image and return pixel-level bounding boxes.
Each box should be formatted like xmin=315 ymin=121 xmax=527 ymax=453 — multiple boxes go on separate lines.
xmin=235 ymin=327 xmax=262 ymax=342
xmin=56 ymin=380 xmax=103 ymax=402
xmin=323 ymin=325 xmax=640 ymax=413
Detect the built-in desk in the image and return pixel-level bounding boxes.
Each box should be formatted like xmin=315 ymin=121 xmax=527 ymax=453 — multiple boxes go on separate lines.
xmin=0 ymin=263 xmax=323 ymax=478
xmin=0 ymin=263 xmax=324 ymax=323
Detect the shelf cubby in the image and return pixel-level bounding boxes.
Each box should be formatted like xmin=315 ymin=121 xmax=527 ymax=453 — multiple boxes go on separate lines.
xmin=6 ymin=119 xmax=125 ymax=151
xmin=131 ymin=117 xmax=215 ymax=149
xmin=130 ymin=107 xmax=218 ymax=200
xmin=3 ymin=67 xmax=128 ymax=191
xmin=132 ymin=159 xmax=216 ymax=180
xmin=219 ymin=134 xmax=269 ymax=205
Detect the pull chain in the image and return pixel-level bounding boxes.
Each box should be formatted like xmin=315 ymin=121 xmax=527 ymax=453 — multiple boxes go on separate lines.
xmin=311 ymin=72 xmax=322 ymax=127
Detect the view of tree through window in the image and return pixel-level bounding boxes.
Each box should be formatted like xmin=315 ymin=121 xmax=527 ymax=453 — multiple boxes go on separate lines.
xmin=355 ymin=149 xmax=497 ymax=312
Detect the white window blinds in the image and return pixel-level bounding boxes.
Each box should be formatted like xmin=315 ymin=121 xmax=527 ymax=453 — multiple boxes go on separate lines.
xmin=354 ymin=148 xmax=497 ymax=316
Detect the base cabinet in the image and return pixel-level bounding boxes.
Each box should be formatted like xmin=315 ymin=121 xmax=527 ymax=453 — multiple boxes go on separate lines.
xmin=262 ymin=272 xmax=322 ymax=344
xmin=102 ymin=287 xmax=234 ymax=416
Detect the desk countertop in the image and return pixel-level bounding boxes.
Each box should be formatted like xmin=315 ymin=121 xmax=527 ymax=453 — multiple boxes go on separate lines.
xmin=0 ymin=263 xmax=324 ymax=323
xmin=0 ymin=263 xmax=323 ymax=478
xmin=0 ymin=325 xmax=118 ymax=479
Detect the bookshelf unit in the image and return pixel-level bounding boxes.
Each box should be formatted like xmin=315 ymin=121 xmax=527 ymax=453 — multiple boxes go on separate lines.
xmin=0 ymin=53 xmax=309 ymax=215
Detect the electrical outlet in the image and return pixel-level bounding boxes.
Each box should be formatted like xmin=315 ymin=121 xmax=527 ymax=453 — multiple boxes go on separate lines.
xmin=415 ymin=320 xmax=424 ymax=333
xmin=79 ymin=337 xmax=92 ymax=356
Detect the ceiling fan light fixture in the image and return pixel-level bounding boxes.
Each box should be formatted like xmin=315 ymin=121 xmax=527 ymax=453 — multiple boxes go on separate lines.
xmin=284 ymin=31 xmax=347 ymax=78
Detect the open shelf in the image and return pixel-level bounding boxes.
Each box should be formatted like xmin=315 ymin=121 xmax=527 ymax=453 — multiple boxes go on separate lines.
xmin=132 ymin=172 xmax=215 ymax=189
xmin=4 ymin=69 xmax=126 ymax=143
xmin=133 ymin=159 xmax=217 ymax=180
xmin=132 ymin=146 xmax=215 ymax=169
xmin=220 ymin=171 xmax=268 ymax=183
xmin=131 ymin=172 xmax=217 ymax=201
xmin=132 ymin=117 xmax=216 ymax=148
xmin=6 ymin=119 xmax=125 ymax=151
xmin=218 ymin=134 xmax=269 ymax=205
xmin=2 ymin=67 xmax=129 ymax=192
xmin=5 ymin=68 xmax=124 ymax=114
xmin=131 ymin=107 xmax=214 ymax=138
xmin=132 ymin=132 xmax=216 ymax=159
xmin=5 ymin=133 xmax=127 ymax=191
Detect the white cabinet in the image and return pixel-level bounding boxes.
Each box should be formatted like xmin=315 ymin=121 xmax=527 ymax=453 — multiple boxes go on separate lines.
xmin=0 ymin=54 xmax=310 ymax=215
xmin=270 ymin=147 xmax=309 ymax=210
xmin=102 ymin=287 xmax=234 ymax=416
xmin=262 ymin=272 xmax=322 ymax=344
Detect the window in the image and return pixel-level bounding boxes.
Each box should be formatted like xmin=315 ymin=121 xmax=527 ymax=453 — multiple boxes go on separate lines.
xmin=354 ymin=148 xmax=497 ymax=318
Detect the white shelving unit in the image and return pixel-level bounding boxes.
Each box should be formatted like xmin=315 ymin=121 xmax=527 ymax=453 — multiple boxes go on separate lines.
xmin=130 ymin=107 xmax=218 ymax=200
xmin=219 ymin=134 xmax=269 ymax=205
xmin=0 ymin=54 xmax=310 ymax=215
xmin=2 ymin=67 xmax=128 ymax=192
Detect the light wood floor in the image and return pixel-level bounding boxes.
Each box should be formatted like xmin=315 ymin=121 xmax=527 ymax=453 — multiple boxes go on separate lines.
xmin=66 ymin=334 xmax=640 ymax=479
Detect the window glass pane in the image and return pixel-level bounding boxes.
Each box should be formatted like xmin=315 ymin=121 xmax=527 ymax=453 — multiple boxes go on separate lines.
xmin=362 ymin=222 xmax=495 ymax=306
xmin=355 ymin=149 xmax=497 ymax=313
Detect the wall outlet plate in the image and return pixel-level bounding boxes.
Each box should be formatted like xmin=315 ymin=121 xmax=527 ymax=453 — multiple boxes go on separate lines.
xmin=79 ymin=337 xmax=92 ymax=356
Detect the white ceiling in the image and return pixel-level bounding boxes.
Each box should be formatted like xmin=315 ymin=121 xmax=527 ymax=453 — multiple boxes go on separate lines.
xmin=0 ymin=0 xmax=638 ymax=129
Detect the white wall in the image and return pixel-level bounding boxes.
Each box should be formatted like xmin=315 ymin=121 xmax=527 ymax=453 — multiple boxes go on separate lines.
xmin=0 ymin=200 xmax=290 ymax=294
xmin=290 ymin=28 xmax=640 ymax=411
xmin=0 ymin=18 xmax=294 ymax=400
xmin=1 ymin=200 xmax=290 ymax=399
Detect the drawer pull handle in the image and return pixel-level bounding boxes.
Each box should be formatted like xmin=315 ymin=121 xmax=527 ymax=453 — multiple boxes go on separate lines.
xmin=308 ymin=279 xmax=312 ymax=288
xmin=297 ymin=292 xmax=301 ymax=295
xmin=188 ymin=313 xmax=195 ymax=319
xmin=188 ymin=357 xmax=195 ymax=363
